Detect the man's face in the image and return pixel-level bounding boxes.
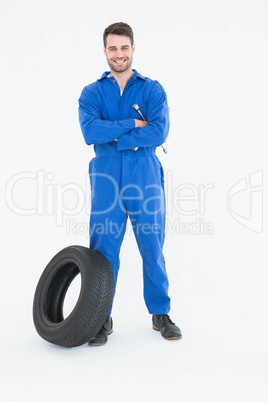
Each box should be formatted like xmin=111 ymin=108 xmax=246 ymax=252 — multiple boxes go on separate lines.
xmin=104 ymin=34 xmax=135 ymax=74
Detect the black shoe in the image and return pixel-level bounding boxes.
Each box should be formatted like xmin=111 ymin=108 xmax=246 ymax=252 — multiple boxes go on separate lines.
xmin=88 ymin=316 xmax=113 ymax=346
xmin=152 ymin=314 xmax=182 ymax=340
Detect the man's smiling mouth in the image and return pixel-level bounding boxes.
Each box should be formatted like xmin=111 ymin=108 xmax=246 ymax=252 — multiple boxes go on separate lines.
xmin=113 ymin=59 xmax=127 ymax=64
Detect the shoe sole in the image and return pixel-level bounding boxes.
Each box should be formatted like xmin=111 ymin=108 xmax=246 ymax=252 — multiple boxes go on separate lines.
xmin=88 ymin=328 xmax=113 ymax=346
xmin=152 ymin=324 xmax=182 ymax=340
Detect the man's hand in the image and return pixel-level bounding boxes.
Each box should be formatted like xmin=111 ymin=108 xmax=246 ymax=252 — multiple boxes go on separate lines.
xmin=135 ymin=119 xmax=148 ymax=128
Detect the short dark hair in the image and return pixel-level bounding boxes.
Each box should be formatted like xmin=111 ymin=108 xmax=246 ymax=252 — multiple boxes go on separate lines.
xmin=103 ymin=22 xmax=134 ymax=48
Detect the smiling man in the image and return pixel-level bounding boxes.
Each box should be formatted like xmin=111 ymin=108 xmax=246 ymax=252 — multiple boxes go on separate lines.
xmin=78 ymin=22 xmax=182 ymax=346
xmin=106 ymin=36 xmax=133 ymax=72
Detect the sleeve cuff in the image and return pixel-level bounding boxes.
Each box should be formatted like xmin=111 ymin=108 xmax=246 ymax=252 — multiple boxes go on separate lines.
xmin=116 ymin=120 xmax=136 ymax=151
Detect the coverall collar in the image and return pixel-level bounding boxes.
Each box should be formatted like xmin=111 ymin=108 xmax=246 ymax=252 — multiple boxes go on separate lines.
xmin=98 ymin=69 xmax=146 ymax=82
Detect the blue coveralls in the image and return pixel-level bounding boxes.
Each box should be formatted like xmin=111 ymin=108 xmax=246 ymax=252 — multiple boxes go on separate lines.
xmin=78 ymin=69 xmax=171 ymax=315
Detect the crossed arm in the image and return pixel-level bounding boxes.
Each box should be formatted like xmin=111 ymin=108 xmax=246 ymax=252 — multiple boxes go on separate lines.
xmin=114 ymin=119 xmax=147 ymax=142
xmin=78 ymin=82 xmax=169 ymax=150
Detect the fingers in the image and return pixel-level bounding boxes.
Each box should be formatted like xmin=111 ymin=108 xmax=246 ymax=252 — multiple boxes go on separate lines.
xmin=134 ymin=119 xmax=148 ymax=128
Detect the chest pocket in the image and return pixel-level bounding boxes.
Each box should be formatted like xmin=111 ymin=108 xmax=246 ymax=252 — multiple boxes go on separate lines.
xmin=133 ymin=106 xmax=148 ymax=121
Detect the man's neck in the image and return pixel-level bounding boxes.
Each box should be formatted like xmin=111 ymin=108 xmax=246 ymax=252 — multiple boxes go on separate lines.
xmin=109 ymin=67 xmax=134 ymax=91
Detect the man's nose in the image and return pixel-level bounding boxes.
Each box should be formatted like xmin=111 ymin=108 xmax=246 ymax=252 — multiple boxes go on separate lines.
xmin=115 ymin=50 xmax=124 ymax=58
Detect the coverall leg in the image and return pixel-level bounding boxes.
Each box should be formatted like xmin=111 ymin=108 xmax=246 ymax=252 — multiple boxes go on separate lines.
xmin=123 ymin=154 xmax=170 ymax=314
xmin=88 ymin=156 xmax=127 ymax=315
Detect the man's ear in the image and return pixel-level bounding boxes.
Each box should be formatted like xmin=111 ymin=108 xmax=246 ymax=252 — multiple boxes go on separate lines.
xmin=132 ymin=43 xmax=135 ymax=53
xmin=103 ymin=47 xmax=106 ymax=55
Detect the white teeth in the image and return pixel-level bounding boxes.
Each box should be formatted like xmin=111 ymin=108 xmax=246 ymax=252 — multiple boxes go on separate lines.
xmin=114 ymin=59 xmax=126 ymax=64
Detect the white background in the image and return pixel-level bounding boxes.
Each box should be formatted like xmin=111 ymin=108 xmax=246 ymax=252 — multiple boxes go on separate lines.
xmin=1 ymin=0 xmax=268 ymax=401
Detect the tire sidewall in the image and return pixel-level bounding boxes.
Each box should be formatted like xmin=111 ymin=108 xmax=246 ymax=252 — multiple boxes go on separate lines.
xmin=33 ymin=246 xmax=96 ymax=343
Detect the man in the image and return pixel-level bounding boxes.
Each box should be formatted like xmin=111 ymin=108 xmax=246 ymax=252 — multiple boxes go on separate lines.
xmin=78 ymin=22 xmax=182 ymax=345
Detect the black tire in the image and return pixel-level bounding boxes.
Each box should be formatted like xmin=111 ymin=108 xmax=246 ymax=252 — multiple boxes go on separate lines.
xmin=33 ymin=245 xmax=114 ymax=347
